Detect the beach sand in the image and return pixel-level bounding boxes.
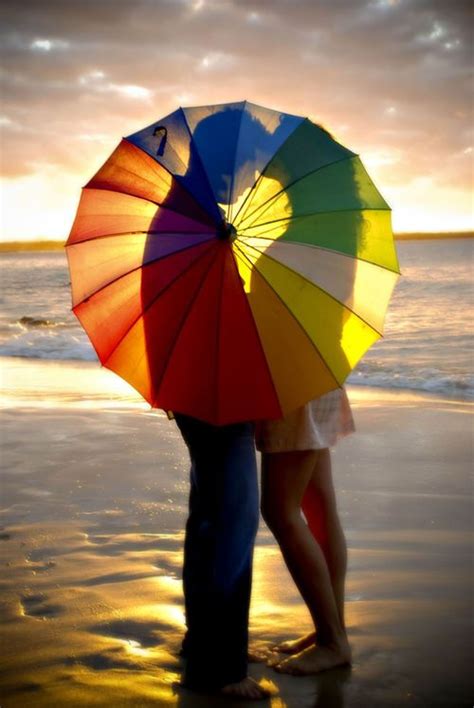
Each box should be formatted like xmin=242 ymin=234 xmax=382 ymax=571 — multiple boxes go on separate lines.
xmin=0 ymin=358 xmax=472 ymax=707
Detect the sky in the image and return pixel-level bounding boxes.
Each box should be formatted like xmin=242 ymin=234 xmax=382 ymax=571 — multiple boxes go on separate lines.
xmin=0 ymin=0 xmax=472 ymax=241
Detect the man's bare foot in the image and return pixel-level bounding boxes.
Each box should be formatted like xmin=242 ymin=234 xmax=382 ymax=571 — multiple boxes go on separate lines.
xmin=271 ymin=632 xmax=316 ymax=654
xmin=274 ymin=640 xmax=351 ymax=676
xmin=221 ymin=677 xmax=271 ymax=700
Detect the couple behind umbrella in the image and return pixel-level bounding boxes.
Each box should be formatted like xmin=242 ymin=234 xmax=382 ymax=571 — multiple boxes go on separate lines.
xmin=66 ymin=102 xmax=399 ymax=700
xmin=167 ymin=106 xmax=354 ymax=699
xmin=175 ymin=390 xmax=354 ymax=700
xmin=141 ymin=105 xmax=357 ymax=699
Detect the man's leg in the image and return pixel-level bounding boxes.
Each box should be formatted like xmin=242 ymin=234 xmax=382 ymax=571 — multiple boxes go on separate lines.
xmin=175 ymin=415 xmax=259 ymax=691
xmin=179 ymin=457 xmax=199 ymax=657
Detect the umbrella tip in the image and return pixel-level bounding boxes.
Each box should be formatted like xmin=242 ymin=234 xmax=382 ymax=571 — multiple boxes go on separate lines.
xmin=217 ymin=220 xmax=237 ymax=242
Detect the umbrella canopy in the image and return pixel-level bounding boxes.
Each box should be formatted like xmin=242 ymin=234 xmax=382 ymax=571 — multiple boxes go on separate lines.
xmin=66 ymin=100 xmax=399 ymax=425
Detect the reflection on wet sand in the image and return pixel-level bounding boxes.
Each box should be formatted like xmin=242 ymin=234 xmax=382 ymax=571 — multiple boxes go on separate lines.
xmin=0 ymin=376 xmax=472 ymax=706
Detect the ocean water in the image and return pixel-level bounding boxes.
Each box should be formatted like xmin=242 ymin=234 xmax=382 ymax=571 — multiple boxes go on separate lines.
xmin=0 ymin=239 xmax=473 ymax=400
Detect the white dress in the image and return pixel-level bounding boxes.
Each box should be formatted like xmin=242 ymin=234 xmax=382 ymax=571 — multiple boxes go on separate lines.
xmin=255 ymin=388 xmax=355 ymax=453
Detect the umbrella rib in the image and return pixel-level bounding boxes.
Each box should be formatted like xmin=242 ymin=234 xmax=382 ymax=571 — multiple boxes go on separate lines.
xmin=234 ymin=153 xmax=357 ymax=230
xmin=232 ymin=242 xmax=342 ymax=387
xmin=237 ymin=233 xmax=401 ymax=275
xmin=239 ymin=239 xmax=384 ymax=338
xmin=71 ymin=239 xmax=215 ymax=310
xmin=152 ymin=247 xmax=222 ymax=407
xmin=238 ymin=206 xmax=391 ymax=234
xmin=123 ymin=137 xmax=221 ymax=227
xmin=75 ymin=185 xmax=216 ymax=232
xmin=226 ymin=100 xmax=247 ymax=224
xmin=88 ymin=178 xmax=215 ymax=229
xmin=180 ymin=107 xmax=224 ymax=225
xmin=67 ymin=230 xmax=215 ymax=248
xmin=231 ymin=117 xmax=304 ymax=227
xmin=100 ymin=243 xmax=218 ymax=369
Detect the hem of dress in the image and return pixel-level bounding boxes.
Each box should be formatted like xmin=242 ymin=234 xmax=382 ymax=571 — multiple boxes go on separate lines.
xmin=256 ymin=425 xmax=355 ymax=454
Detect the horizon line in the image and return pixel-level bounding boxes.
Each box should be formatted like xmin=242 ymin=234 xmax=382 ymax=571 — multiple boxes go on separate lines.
xmin=0 ymin=231 xmax=473 ymax=252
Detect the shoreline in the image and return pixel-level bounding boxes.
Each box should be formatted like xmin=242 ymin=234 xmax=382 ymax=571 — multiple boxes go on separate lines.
xmin=1 ymin=355 xmax=471 ymax=412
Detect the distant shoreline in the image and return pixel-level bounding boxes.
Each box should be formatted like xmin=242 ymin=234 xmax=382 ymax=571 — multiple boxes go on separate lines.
xmin=393 ymin=231 xmax=473 ymax=241
xmin=0 ymin=240 xmax=65 ymax=252
xmin=0 ymin=232 xmax=473 ymax=252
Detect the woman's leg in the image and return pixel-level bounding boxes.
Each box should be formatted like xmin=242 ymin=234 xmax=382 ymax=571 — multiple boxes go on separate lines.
xmin=303 ymin=449 xmax=347 ymax=628
xmin=273 ymin=448 xmax=348 ymax=654
xmin=261 ymin=450 xmax=350 ymax=674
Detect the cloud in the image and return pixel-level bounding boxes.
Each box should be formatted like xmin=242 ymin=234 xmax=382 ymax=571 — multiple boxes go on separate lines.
xmin=30 ymin=37 xmax=69 ymax=51
xmin=197 ymin=51 xmax=237 ymax=72
xmin=77 ymin=70 xmax=152 ymax=99
xmin=0 ymin=0 xmax=472 ymax=233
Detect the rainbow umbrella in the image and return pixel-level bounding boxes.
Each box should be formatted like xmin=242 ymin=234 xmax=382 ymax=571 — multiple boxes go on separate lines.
xmin=66 ymin=101 xmax=399 ymax=425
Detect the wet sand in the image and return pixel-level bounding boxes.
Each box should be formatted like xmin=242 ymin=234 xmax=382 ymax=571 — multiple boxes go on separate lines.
xmin=0 ymin=358 xmax=472 ymax=707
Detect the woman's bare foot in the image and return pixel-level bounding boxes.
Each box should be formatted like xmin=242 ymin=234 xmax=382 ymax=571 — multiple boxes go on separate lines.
xmin=248 ymin=647 xmax=270 ymax=663
xmin=271 ymin=632 xmax=316 ymax=654
xmin=221 ymin=677 xmax=271 ymax=700
xmin=274 ymin=640 xmax=351 ymax=676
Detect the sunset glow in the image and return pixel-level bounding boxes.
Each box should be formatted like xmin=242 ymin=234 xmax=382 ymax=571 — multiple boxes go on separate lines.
xmin=1 ymin=0 xmax=472 ymax=241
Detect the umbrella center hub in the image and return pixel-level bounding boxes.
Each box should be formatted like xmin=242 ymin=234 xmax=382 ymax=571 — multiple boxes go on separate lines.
xmin=217 ymin=221 xmax=237 ymax=242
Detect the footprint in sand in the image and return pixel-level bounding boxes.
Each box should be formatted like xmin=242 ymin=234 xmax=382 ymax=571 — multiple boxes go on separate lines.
xmin=28 ymin=560 xmax=57 ymax=574
xmin=89 ymin=618 xmax=173 ymax=648
xmin=86 ymin=619 xmax=181 ymax=671
xmin=20 ymin=593 xmax=63 ymax=619
xmin=26 ymin=547 xmax=58 ymax=563
xmin=25 ymin=550 xmax=57 ymax=574
xmin=87 ymin=534 xmax=110 ymax=545
xmin=64 ymin=648 xmax=139 ymax=671
xmin=153 ymin=558 xmax=180 ymax=579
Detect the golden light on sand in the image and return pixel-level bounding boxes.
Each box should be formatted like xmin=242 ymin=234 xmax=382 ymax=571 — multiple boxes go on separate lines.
xmin=122 ymin=639 xmax=151 ymax=658
xmin=1 ymin=379 xmax=472 ymax=705
xmin=0 ymin=357 xmax=149 ymax=410
xmin=160 ymin=604 xmax=186 ymax=628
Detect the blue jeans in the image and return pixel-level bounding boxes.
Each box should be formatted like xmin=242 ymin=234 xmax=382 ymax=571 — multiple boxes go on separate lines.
xmin=175 ymin=414 xmax=259 ymax=690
